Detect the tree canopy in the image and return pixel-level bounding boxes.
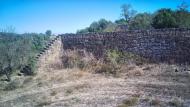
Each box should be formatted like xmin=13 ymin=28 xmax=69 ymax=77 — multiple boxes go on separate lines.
xmin=77 ymin=19 xmax=113 ymax=33
xmin=77 ymin=1 xmax=190 ymax=33
xmin=45 ymin=30 xmax=52 ymax=36
xmin=152 ymin=8 xmax=177 ymax=29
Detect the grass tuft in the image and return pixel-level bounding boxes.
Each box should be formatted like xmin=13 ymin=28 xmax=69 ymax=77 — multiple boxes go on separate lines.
xmin=118 ymin=97 xmax=138 ymax=107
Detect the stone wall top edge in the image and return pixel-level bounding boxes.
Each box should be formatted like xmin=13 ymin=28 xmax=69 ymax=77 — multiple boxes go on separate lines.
xmin=59 ymin=28 xmax=190 ymax=38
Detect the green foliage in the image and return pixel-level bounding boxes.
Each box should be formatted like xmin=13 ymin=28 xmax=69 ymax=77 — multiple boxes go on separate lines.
xmin=115 ymin=19 xmax=128 ymax=25
xmin=152 ymin=8 xmax=177 ymax=29
xmin=27 ymin=57 xmax=37 ymax=75
xmin=106 ymin=50 xmax=147 ymax=65
xmin=121 ymin=4 xmax=137 ymax=23
xmin=106 ymin=50 xmax=122 ymax=64
xmin=151 ymin=2 xmax=190 ymax=29
xmin=174 ymin=9 xmax=190 ymax=28
xmin=77 ymin=19 xmax=114 ymax=33
xmin=76 ymin=28 xmax=89 ymax=34
xmin=129 ymin=13 xmax=152 ymax=30
xmin=0 ymin=32 xmax=50 ymax=78
xmin=45 ymin=30 xmax=52 ymax=36
xmin=103 ymin=23 xmax=117 ymax=32
xmin=78 ymin=2 xmax=190 ymax=31
xmin=95 ymin=50 xmax=122 ymax=76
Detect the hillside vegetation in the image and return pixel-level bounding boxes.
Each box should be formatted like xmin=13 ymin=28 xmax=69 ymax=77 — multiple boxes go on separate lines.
xmin=0 ymin=32 xmax=50 ymax=81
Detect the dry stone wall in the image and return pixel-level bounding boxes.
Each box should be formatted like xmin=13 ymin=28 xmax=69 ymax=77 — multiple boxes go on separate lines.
xmin=61 ymin=28 xmax=190 ymax=64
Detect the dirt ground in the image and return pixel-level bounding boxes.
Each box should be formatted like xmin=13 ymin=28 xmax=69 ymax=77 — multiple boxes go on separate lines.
xmin=0 ymin=41 xmax=190 ymax=107
xmin=0 ymin=61 xmax=190 ymax=107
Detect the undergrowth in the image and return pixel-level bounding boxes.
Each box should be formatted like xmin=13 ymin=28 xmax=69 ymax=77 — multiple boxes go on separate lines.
xmin=61 ymin=49 xmax=146 ymax=76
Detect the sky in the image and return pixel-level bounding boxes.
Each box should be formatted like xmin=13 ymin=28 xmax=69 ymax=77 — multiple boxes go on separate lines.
xmin=0 ymin=0 xmax=189 ymax=34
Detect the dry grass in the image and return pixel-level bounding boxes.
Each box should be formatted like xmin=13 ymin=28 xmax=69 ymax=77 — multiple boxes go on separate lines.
xmin=61 ymin=49 xmax=123 ymax=76
xmin=168 ymin=97 xmax=183 ymax=107
xmin=1 ymin=48 xmax=190 ymax=107
xmin=71 ymin=70 xmax=90 ymax=78
xmin=50 ymin=91 xmax=57 ymax=96
xmin=118 ymin=97 xmax=139 ymax=107
xmin=150 ymin=98 xmax=161 ymax=106
xmin=35 ymin=96 xmax=52 ymax=107
xmin=61 ymin=50 xmax=95 ymax=69
xmin=126 ymin=66 xmax=144 ymax=77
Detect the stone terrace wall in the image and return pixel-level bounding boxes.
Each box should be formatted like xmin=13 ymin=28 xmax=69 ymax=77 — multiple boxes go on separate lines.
xmin=61 ymin=28 xmax=190 ymax=64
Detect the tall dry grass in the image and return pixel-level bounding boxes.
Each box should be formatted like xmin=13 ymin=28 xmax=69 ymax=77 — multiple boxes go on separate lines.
xmin=60 ymin=49 xmax=147 ymax=76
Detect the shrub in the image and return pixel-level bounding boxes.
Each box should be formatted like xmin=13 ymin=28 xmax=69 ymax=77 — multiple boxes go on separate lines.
xmin=93 ymin=50 xmax=122 ymax=76
xmin=61 ymin=50 xmax=95 ymax=70
xmin=21 ymin=57 xmax=37 ymax=76
xmin=105 ymin=49 xmax=147 ymax=65
xmin=61 ymin=49 xmax=122 ymax=76
xmin=62 ymin=50 xmax=83 ymax=68
xmin=106 ymin=49 xmax=122 ymax=64
xmin=94 ymin=62 xmax=121 ymax=76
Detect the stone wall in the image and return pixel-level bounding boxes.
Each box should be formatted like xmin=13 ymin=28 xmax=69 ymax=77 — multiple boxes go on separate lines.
xmin=60 ymin=28 xmax=190 ymax=63
xmin=21 ymin=36 xmax=62 ymax=73
xmin=36 ymin=36 xmax=63 ymax=69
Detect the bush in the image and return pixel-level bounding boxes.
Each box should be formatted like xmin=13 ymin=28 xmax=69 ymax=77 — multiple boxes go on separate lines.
xmin=61 ymin=49 xmax=148 ymax=76
xmin=27 ymin=57 xmax=37 ymax=75
xmin=62 ymin=50 xmax=84 ymax=69
xmin=0 ymin=32 xmax=50 ymax=78
xmin=106 ymin=50 xmax=122 ymax=64
xmin=20 ymin=57 xmax=37 ymax=76
xmin=105 ymin=49 xmax=147 ymax=65
xmin=88 ymin=50 xmax=122 ymax=76
xmin=61 ymin=50 xmax=96 ymax=70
